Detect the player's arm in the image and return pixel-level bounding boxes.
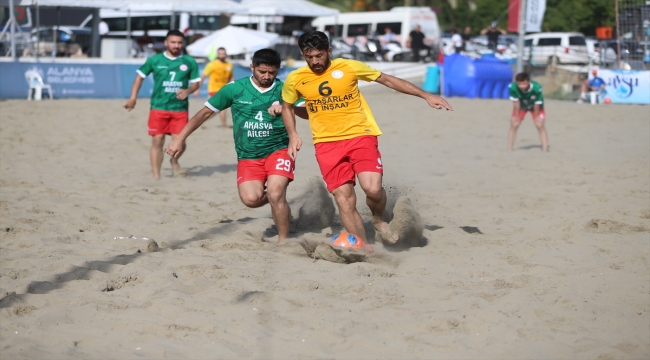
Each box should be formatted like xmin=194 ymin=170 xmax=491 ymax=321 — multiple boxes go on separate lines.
xmin=268 ymin=101 xmax=307 ymax=119
xmin=533 ymin=88 xmax=543 ymax=120
xmin=179 ymin=61 xmax=201 ymax=100
xmin=281 ymin=74 xmax=303 ymax=160
xmin=282 ymin=102 xmax=302 ymax=160
xmin=177 ymin=81 xmax=200 ymax=100
xmin=511 ymin=100 xmax=520 ymax=122
xmin=532 ymin=103 xmax=540 ymax=120
xmin=375 ymin=73 xmax=452 ymax=110
xmin=126 ymin=60 xmax=153 ymax=110
xmin=124 ymin=76 xmax=144 ymax=111
xmin=165 ymin=107 xmax=215 ymax=158
xmin=193 ymin=73 xmax=209 ymax=97
xmin=294 ymin=103 xmax=308 ymax=119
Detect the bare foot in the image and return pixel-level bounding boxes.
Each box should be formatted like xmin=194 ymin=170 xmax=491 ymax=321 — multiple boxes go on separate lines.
xmin=277 ymin=238 xmax=288 ymax=246
xmin=373 ymin=220 xmax=398 ymax=243
xmin=361 ymin=243 xmax=375 ymax=254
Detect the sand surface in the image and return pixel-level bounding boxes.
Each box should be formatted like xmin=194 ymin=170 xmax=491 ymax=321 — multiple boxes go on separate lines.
xmin=0 ymin=88 xmax=648 ymax=359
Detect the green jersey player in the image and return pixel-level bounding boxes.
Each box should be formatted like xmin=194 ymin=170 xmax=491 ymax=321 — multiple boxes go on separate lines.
xmin=124 ymin=30 xmax=200 ymax=180
xmin=508 ymin=72 xmax=549 ymax=152
xmin=165 ymin=49 xmax=307 ymax=245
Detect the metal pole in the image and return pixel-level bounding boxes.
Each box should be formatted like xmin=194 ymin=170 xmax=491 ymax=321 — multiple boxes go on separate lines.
xmin=615 ymin=0 xmax=621 ymax=69
xmin=91 ymin=8 xmax=100 ymax=57
xmin=35 ymin=1 xmax=40 ymax=60
xmin=126 ymin=10 xmax=131 ymax=44
xmin=53 ymin=6 xmax=59 ymax=57
xmin=9 ymin=0 xmax=16 ymax=60
xmin=516 ymin=0 xmax=527 ymax=74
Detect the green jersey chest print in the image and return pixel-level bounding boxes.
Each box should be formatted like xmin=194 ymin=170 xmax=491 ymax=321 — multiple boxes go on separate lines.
xmin=137 ymin=53 xmax=200 ymax=111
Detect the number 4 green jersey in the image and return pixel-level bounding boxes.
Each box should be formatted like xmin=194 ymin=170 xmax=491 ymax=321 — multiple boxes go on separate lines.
xmin=509 ymin=81 xmax=544 ymax=111
xmin=137 ymin=53 xmax=200 ymax=112
xmin=205 ymin=77 xmax=288 ymax=160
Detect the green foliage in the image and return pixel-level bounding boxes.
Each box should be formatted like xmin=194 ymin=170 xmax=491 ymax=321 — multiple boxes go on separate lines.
xmin=310 ymin=0 xmax=616 ymax=36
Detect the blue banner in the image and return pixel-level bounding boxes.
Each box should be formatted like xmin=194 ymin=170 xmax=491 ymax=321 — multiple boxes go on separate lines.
xmin=590 ymin=69 xmax=650 ymax=105
xmin=1 ymin=61 xmax=299 ymax=99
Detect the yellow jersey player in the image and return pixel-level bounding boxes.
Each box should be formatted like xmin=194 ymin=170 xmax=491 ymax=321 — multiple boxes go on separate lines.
xmin=195 ymin=47 xmax=234 ymax=128
xmin=281 ymin=31 xmax=452 ymax=250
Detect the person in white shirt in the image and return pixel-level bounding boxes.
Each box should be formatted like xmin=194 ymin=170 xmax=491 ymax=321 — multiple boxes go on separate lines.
xmin=450 ymin=28 xmax=463 ymax=53
xmin=99 ymin=19 xmax=109 ymax=36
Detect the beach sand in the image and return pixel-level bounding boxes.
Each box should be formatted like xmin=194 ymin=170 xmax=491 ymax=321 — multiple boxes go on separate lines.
xmin=1 ymin=87 xmax=648 ymax=359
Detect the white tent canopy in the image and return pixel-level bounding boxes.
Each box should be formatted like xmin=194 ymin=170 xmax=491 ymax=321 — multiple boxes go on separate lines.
xmin=0 ymin=0 xmax=124 ymax=7
xmin=0 ymin=0 xmax=247 ymax=12
xmin=118 ymin=0 xmax=247 ymax=14
xmin=239 ymin=0 xmax=339 ymax=16
xmin=186 ymin=25 xmax=279 ymax=57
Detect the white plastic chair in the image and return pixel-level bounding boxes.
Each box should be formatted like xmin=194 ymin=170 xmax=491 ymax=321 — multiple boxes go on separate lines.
xmin=25 ymin=70 xmax=53 ymax=100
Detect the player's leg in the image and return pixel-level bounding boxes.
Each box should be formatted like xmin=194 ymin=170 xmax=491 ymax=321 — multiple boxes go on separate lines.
xmin=349 ymin=136 xmax=390 ymax=236
xmin=263 ymin=148 xmax=295 ymax=244
xmin=150 ymin=134 xmax=165 ymax=180
xmin=357 ymin=171 xmax=389 ymax=233
xmin=331 ymin=183 xmax=367 ymax=241
xmin=169 ymin=111 xmax=189 ymax=176
xmin=578 ymin=79 xmax=589 ymax=103
xmin=238 ymin=180 xmax=268 ymax=208
xmin=533 ymin=110 xmax=548 ymax=152
xmin=237 ymin=158 xmax=268 ymax=208
xmin=147 ymin=110 xmax=168 ymax=180
xmin=266 ymin=175 xmax=291 ymax=244
xmin=315 ymin=140 xmax=369 ymax=242
xmin=508 ymin=110 xmax=525 ymax=151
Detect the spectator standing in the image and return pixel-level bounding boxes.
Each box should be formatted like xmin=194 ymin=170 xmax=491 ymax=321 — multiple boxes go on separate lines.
xmin=408 ymin=25 xmax=430 ymax=62
xmin=461 ymin=26 xmax=472 ymax=51
xmin=450 ymin=29 xmax=463 ymax=53
xmin=480 ymin=22 xmax=506 ymax=51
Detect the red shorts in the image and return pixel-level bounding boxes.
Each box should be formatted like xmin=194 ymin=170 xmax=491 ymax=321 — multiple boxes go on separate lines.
xmin=314 ymin=136 xmax=383 ymax=192
xmin=237 ymin=148 xmax=295 ymax=186
xmin=515 ymin=109 xmax=546 ymax=123
xmin=148 ymin=110 xmax=188 ymax=135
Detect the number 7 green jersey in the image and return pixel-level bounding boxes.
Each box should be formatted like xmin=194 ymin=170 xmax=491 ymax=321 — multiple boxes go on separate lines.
xmin=205 ymin=77 xmax=288 ymax=160
xmin=137 ymin=52 xmax=200 ymax=112
xmin=508 ymin=81 xmax=544 ymax=111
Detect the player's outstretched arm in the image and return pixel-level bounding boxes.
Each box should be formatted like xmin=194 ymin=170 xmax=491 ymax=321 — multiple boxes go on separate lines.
xmin=165 ymin=107 xmax=214 ymax=158
xmin=124 ymin=76 xmax=144 ymax=111
xmin=281 ymin=102 xmax=302 ymax=160
xmin=375 ymin=73 xmax=453 ymax=111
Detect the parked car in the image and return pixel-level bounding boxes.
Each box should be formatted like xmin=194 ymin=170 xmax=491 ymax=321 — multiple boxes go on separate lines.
xmin=28 ymin=26 xmax=91 ymax=57
xmin=586 ymin=38 xmax=617 ymax=64
xmin=523 ymin=32 xmax=590 ymax=65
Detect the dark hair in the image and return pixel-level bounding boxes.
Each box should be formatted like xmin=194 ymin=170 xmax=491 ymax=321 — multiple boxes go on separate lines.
xmin=217 ymin=47 xmax=226 ymax=51
xmin=252 ymin=49 xmax=281 ymax=68
xmin=166 ymin=30 xmax=185 ymax=39
xmin=515 ymin=72 xmax=530 ymax=82
xmin=298 ymin=31 xmax=330 ymax=52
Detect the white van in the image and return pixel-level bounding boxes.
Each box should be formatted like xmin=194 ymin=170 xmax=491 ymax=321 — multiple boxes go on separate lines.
xmin=86 ymin=10 xmax=227 ymax=39
xmin=524 ymin=32 xmax=590 ymax=65
xmin=311 ymin=7 xmax=441 ymax=49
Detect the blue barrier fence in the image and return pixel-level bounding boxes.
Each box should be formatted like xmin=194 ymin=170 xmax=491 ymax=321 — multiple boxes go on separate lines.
xmin=0 ymin=60 xmax=296 ymax=99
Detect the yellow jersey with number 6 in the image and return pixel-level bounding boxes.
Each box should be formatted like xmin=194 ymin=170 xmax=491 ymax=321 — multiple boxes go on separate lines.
xmin=282 ymin=59 xmax=382 ymax=144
